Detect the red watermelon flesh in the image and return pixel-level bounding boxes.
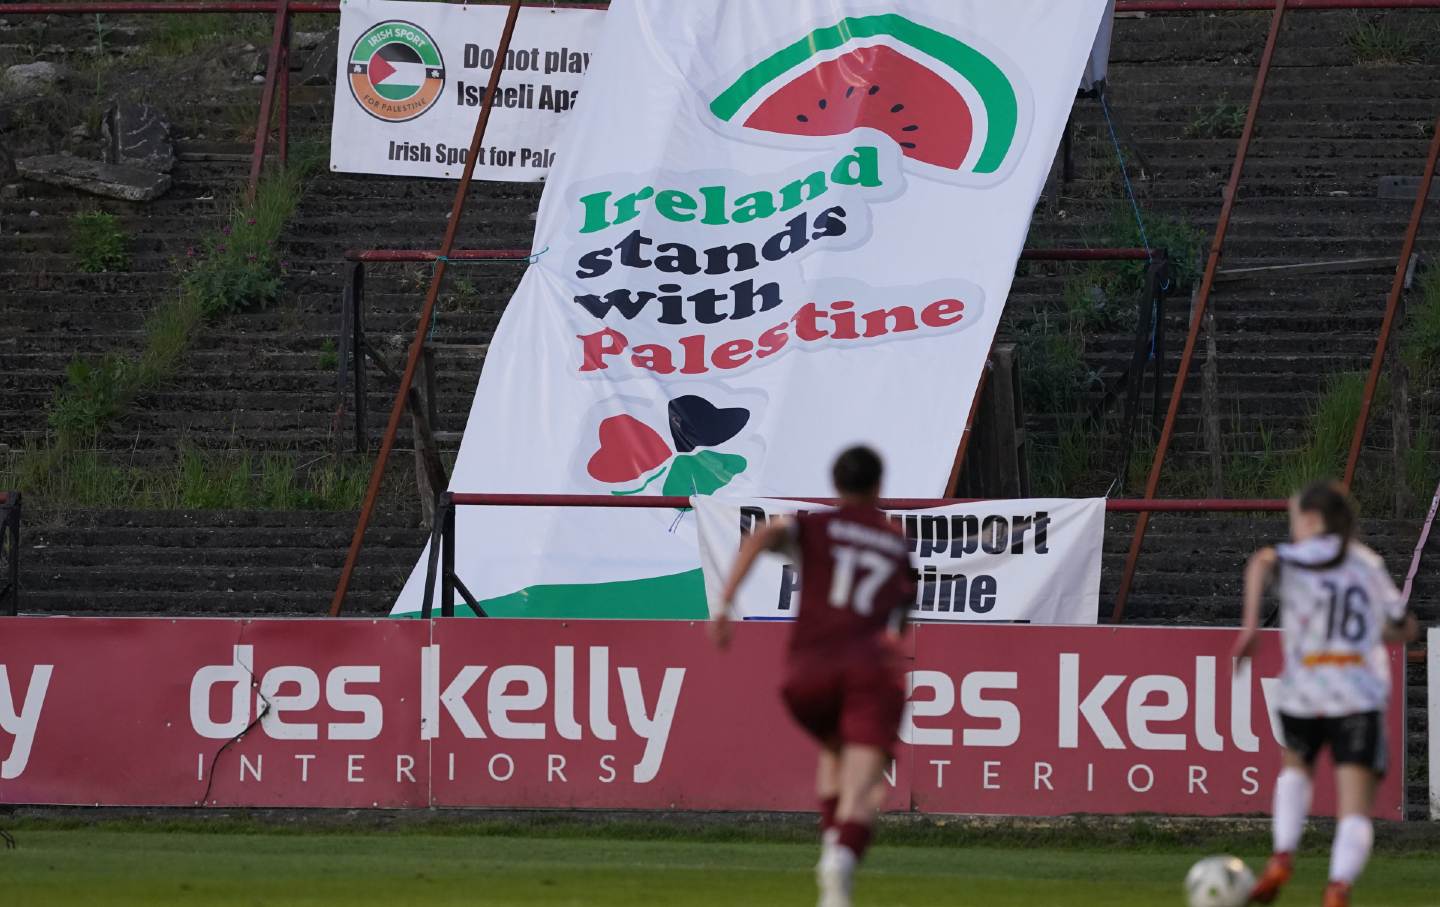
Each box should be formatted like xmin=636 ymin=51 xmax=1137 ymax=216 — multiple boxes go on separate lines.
xmin=743 ymin=45 xmax=973 ymax=170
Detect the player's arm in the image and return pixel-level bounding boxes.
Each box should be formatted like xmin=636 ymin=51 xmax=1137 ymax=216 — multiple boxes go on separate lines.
xmin=1232 ymin=546 xmax=1277 ymax=662
xmin=709 ymin=519 xmax=794 ymax=649
xmin=1383 ymin=611 xmax=1419 ymax=644
xmin=887 ymin=562 xmax=919 ymax=641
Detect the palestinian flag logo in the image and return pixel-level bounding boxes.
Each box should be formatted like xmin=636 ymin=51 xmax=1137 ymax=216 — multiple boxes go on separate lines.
xmin=348 ymin=20 xmax=445 ymax=123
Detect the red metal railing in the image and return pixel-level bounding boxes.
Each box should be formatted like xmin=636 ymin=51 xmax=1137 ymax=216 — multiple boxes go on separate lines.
xmin=447 ymin=493 xmax=1288 ymax=511
xmin=341 ymin=246 xmax=1158 ymax=264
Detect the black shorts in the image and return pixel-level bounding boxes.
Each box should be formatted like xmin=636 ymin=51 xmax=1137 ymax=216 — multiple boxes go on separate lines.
xmin=1279 ymin=711 xmax=1387 ymax=777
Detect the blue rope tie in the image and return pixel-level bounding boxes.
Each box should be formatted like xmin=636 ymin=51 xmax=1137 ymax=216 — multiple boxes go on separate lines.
xmin=427 ymin=246 xmax=550 ymax=339
xmin=1101 ymin=92 xmax=1151 ymax=261
xmin=1100 ymin=92 xmax=1161 ymax=363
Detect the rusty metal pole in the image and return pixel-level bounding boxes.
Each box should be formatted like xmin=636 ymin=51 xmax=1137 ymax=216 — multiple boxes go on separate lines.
xmin=329 ymin=0 xmax=524 ymax=617
xmin=1342 ymin=113 xmax=1440 ymax=490
xmin=1110 ymin=0 xmax=1289 ymax=624
xmin=278 ymin=12 xmax=291 ymax=171
xmin=246 ymin=0 xmax=291 ymax=203
xmin=946 ymin=349 xmax=994 ymax=496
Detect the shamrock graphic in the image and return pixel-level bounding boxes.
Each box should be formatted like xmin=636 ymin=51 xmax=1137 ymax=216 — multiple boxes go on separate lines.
xmin=586 ymin=395 xmax=751 ymax=497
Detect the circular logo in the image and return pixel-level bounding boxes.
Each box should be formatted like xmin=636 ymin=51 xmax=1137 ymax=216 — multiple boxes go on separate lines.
xmin=348 ymin=20 xmax=445 ymax=123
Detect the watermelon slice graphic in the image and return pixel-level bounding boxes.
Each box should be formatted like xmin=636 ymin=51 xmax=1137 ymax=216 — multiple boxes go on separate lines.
xmin=711 ymin=14 xmax=1023 ymax=178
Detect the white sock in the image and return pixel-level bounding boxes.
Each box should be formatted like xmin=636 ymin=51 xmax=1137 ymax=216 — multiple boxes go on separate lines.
xmin=1329 ymin=815 xmax=1373 ymax=885
xmin=825 ymin=845 xmax=857 ymax=873
xmin=1272 ymin=767 xmax=1312 ymax=854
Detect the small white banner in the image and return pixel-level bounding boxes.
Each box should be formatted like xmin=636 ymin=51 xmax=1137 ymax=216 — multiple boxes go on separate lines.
xmin=695 ymin=497 xmax=1105 ymax=624
xmin=330 ymin=0 xmax=603 ymax=181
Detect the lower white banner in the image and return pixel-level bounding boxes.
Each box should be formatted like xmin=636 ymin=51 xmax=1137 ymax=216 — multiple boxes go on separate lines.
xmin=695 ymin=497 xmax=1105 ymax=624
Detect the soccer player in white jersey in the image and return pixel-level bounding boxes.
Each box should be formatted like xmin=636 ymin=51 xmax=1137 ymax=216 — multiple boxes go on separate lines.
xmin=1233 ymin=481 xmax=1418 ymax=907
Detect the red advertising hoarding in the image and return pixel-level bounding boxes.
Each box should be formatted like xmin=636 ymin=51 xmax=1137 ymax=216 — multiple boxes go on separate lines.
xmin=0 ymin=618 xmax=1405 ymax=818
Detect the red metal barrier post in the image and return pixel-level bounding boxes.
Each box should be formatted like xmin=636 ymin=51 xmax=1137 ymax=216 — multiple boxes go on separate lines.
xmin=246 ymin=0 xmax=291 ymax=203
xmin=445 ymin=493 xmax=1289 ymax=512
xmin=1343 ymin=114 xmax=1440 ymax=490
xmin=0 ymin=491 xmax=20 ymax=617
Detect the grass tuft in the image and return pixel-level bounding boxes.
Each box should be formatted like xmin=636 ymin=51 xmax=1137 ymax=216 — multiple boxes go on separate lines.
xmin=0 ymin=446 xmax=370 ymax=513
xmin=1347 ymin=17 xmax=1422 ymax=64
xmin=1401 ymin=268 xmax=1440 ymax=384
xmin=1270 ymin=372 xmax=1369 ymax=497
xmin=69 ymin=210 xmax=129 ymax=273
xmin=317 ymin=339 xmax=338 ymax=372
xmin=145 ymin=14 xmax=270 ymax=57
xmin=1185 ymin=100 xmax=1248 ymax=140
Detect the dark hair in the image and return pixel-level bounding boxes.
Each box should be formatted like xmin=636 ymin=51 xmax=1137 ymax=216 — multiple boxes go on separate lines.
xmin=833 ymin=445 xmax=883 ymax=495
xmin=1294 ymin=480 xmax=1356 ymax=568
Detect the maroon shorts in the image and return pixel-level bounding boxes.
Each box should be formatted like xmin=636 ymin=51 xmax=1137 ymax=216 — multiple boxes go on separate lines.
xmin=780 ymin=644 xmax=906 ymax=752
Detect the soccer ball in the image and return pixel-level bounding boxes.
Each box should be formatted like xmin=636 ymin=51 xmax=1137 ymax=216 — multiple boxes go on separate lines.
xmin=1184 ymin=855 xmax=1256 ymax=907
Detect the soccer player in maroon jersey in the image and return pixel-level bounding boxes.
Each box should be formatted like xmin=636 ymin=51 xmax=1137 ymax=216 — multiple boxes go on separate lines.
xmin=710 ymin=446 xmax=914 ymax=907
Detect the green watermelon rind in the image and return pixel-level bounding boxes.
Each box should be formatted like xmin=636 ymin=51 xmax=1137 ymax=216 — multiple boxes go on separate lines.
xmin=710 ymin=14 xmax=1018 ymax=175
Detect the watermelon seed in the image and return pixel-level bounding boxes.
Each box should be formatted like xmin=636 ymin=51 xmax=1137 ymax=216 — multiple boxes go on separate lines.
xmin=818 ymin=98 xmax=827 ymax=110
xmin=902 ymin=125 xmax=919 ymax=132
xmin=891 ymin=103 xmax=905 ymax=113
xmin=845 ymin=86 xmax=856 ymax=98
xmin=900 ymin=142 xmax=917 ymax=149
xmin=868 ymin=85 xmax=881 ymax=95
xmin=796 ymin=114 xmax=809 ymax=123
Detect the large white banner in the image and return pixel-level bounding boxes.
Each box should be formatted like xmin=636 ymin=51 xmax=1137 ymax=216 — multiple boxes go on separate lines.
xmin=695 ymin=497 xmax=1104 ymax=624
xmin=330 ymin=0 xmax=602 ymax=181
xmin=393 ymin=0 xmax=1111 ymax=618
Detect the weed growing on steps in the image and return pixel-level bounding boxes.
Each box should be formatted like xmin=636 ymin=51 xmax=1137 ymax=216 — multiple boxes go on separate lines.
xmin=1346 ymin=16 xmax=1422 ymax=65
xmin=0 ymin=446 xmax=371 ymax=512
xmin=21 ymin=154 xmax=325 ymax=511
xmin=1271 ymin=372 xmax=1370 ymax=496
xmin=446 ymin=276 xmax=483 ymax=313
xmin=48 ymin=163 xmax=315 ymax=450
xmin=1401 ymin=269 xmax=1440 ymax=385
xmin=49 ymin=356 xmax=131 ymax=443
xmin=1185 ymin=100 xmax=1248 ymax=140
xmin=1399 ymin=269 xmax=1440 ymax=504
xmin=317 ymin=339 xmax=339 ymax=372
xmin=1405 ymin=422 xmax=1439 ymax=510
xmin=181 ymin=168 xmax=305 ymax=316
xmin=1029 ymin=415 xmax=1102 ymax=497
xmin=69 ymin=210 xmax=129 ymax=273
xmin=144 ymin=13 xmax=271 ymax=58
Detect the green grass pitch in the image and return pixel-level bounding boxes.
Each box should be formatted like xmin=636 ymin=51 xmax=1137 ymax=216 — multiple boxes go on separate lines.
xmin=2 ymin=822 xmax=1438 ymax=906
